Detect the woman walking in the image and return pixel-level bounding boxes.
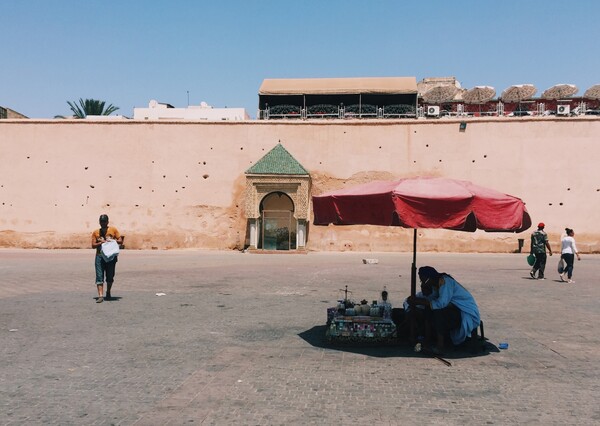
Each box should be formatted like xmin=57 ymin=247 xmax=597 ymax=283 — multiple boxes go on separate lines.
xmin=560 ymin=228 xmax=581 ymax=283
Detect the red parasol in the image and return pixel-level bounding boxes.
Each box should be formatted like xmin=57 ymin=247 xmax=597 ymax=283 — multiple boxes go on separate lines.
xmin=312 ymin=177 xmax=531 ymax=296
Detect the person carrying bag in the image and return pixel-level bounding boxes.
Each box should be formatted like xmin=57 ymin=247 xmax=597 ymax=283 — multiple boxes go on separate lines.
xmin=91 ymin=214 xmax=123 ymax=303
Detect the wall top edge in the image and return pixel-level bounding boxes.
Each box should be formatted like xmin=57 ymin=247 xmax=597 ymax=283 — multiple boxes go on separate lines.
xmin=1 ymin=117 xmax=599 ymax=126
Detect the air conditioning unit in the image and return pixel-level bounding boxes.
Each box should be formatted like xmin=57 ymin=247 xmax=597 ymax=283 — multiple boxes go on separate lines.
xmin=557 ymin=105 xmax=570 ymax=115
xmin=427 ymin=106 xmax=440 ymax=117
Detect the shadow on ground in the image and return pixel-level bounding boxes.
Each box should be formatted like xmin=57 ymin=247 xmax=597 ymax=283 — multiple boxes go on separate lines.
xmin=298 ymin=325 xmax=499 ymax=361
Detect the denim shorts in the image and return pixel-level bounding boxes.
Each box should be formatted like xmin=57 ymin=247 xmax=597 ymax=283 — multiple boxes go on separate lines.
xmin=95 ymin=255 xmax=118 ymax=285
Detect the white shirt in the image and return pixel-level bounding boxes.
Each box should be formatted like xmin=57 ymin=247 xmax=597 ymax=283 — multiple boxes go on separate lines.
xmin=561 ymin=236 xmax=578 ymax=254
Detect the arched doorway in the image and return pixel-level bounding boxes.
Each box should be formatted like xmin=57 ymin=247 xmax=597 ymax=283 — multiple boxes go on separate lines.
xmin=259 ymin=192 xmax=296 ymax=250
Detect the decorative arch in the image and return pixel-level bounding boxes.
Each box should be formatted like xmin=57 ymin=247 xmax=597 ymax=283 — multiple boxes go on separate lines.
xmin=244 ymin=143 xmax=311 ymax=250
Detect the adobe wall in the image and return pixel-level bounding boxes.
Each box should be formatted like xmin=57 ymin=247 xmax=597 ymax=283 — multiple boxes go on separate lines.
xmin=0 ymin=117 xmax=598 ymax=253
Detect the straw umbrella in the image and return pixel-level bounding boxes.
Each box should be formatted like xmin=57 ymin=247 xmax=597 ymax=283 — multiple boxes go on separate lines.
xmin=422 ymin=85 xmax=460 ymax=104
xmin=541 ymin=84 xmax=578 ymax=100
xmin=583 ymin=84 xmax=600 ymax=100
xmin=463 ymin=86 xmax=496 ymax=115
xmin=500 ymin=84 xmax=537 ymax=103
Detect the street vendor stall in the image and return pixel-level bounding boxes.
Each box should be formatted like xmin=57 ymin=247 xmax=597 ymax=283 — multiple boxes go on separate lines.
xmin=313 ymin=176 xmax=531 ymax=346
xmin=326 ymin=287 xmax=396 ymax=343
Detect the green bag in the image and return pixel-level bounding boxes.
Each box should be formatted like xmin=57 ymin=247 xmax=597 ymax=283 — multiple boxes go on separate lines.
xmin=526 ymin=254 xmax=536 ymax=266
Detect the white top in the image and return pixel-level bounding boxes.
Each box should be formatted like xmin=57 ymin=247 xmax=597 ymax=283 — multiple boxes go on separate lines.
xmin=561 ymin=236 xmax=578 ymax=254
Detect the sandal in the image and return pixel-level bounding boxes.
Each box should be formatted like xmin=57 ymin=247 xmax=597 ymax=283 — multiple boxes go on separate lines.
xmin=96 ymin=296 xmax=104 ymax=303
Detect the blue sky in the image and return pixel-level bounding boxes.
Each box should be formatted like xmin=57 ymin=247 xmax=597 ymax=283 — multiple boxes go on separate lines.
xmin=2 ymin=0 xmax=599 ymax=118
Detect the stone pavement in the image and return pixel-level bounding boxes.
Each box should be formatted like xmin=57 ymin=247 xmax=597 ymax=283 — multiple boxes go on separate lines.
xmin=0 ymin=249 xmax=598 ymax=425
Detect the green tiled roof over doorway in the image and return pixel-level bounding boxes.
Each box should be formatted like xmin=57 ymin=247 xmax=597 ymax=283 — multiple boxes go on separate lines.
xmin=245 ymin=143 xmax=309 ymax=175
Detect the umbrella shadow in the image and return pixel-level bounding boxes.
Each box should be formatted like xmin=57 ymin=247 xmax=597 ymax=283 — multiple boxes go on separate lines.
xmin=298 ymin=325 xmax=497 ymax=360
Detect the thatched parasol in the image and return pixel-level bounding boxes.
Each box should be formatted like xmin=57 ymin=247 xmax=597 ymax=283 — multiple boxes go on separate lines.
xmin=463 ymin=86 xmax=496 ymax=104
xmin=541 ymin=84 xmax=578 ymax=100
xmin=583 ymin=84 xmax=600 ymax=100
xmin=500 ymin=84 xmax=537 ymax=103
xmin=422 ymin=85 xmax=460 ymax=104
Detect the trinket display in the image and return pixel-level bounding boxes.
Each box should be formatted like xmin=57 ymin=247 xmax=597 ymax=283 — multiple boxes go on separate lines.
xmin=325 ymin=285 xmax=396 ymax=342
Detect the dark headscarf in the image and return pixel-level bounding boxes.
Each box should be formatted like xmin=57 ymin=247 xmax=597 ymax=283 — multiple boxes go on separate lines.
xmin=418 ymin=266 xmax=440 ymax=281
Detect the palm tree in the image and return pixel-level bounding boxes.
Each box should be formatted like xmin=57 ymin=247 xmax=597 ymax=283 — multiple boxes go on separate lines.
xmin=66 ymin=98 xmax=119 ymax=118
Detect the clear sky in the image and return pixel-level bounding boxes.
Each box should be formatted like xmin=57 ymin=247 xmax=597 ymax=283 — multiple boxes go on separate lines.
xmin=2 ymin=0 xmax=599 ymax=118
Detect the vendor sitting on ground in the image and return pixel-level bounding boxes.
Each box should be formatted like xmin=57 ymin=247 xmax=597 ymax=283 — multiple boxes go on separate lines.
xmin=407 ymin=266 xmax=480 ymax=353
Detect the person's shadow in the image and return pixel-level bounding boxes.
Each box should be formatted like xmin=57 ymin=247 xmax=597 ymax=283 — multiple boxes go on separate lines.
xmin=93 ymin=296 xmax=123 ymax=302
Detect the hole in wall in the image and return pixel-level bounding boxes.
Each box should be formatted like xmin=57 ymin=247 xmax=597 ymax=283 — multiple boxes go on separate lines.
xmin=567 ymin=188 xmax=570 ymax=191
xmin=135 ymin=204 xmax=139 ymax=207
xmin=549 ymin=203 xmax=553 ymax=206
xmin=109 ymin=176 xmax=112 ymax=178
xmin=163 ymin=175 xmax=166 ymax=178
xmin=559 ymin=202 xmax=563 ymax=206
xmin=139 ymin=186 xmax=142 ymax=189
xmin=66 ymin=185 xmax=69 ymax=188
xmin=90 ymin=185 xmax=95 ymax=189
xmin=85 ymin=166 xmax=88 ymax=170
xmin=484 ymin=155 xmax=487 ymax=158
xmin=27 ymin=156 xmax=30 ymax=159
xmin=46 ymin=161 xmax=48 ymax=164
xmin=472 ymin=160 xmax=475 ymax=163
xmin=426 ymin=144 xmax=429 ymax=147
xmin=240 ymin=147 xmax=243 ymax=150
xmin=203 ymin=174 xmax=209 ymax=179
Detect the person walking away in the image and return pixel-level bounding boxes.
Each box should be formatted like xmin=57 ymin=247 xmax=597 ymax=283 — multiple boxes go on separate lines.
xmin=91 ymin=214 xmax=123 ymax=302
xmin=560 ymin=228 xmax=581 ymax=283
xmin=530 ymin=222 xmax=552 ymax=280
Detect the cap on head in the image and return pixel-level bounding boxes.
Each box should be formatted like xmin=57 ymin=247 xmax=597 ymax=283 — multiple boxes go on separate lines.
xmin=99 ymin=214 xmax=109 ymax=223
xmin=538 ymin=222 xmax=545 ymax=229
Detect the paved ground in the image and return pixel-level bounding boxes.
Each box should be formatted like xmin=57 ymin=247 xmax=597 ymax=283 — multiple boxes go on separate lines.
xmin=0 ymin=249 xmax=598 ymax=425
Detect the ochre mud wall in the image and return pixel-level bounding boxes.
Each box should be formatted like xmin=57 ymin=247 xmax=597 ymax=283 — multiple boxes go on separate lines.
xmin=1 ymin=117 xmax=599 ymax=253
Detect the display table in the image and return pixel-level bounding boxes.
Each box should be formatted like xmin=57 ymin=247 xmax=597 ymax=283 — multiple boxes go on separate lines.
xmin=326 ymin=314 xmax=397 ymax=343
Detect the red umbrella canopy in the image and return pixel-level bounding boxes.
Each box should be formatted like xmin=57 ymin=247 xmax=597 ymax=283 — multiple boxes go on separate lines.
xmin=312 ymin=177 xmax=531 ymax=232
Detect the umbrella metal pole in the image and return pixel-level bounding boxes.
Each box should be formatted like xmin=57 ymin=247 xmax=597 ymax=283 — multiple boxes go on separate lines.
xmin=409 ymin=228 xmax=417 ymax=345
xmin=411 ymin=228 xmax=417 ymax=297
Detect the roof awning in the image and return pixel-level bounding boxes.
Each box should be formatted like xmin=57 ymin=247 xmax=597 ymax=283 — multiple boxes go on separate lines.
xmin=259 ymin=77 xmax=418 ymax=95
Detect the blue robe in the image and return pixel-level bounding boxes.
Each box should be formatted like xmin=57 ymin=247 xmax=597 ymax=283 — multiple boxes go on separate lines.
xmin=430 ymin=275 xmax=480 ymax=345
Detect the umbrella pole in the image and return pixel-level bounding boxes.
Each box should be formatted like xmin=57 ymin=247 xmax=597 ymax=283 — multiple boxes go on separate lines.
xmin=408 ymin=228 xmax=417 ymax=345
xmin=411 ymin=228 xmax=417 ymax=297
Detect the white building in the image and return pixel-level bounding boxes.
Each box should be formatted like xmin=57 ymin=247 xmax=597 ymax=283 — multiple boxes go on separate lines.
xmin=133 ymin=100 xmax=249 ymax=121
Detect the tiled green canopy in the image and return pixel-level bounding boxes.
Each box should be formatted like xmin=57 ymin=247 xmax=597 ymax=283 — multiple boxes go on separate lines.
xmin=245 ymin=143 xmax=308 ymax=175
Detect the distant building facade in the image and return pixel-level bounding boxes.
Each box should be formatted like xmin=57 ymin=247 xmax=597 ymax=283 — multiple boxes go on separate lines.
xmin=133 ymin=100 xmax=249 ymax=121
xmin=0 ymin=106 xmax=28 ymax=119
